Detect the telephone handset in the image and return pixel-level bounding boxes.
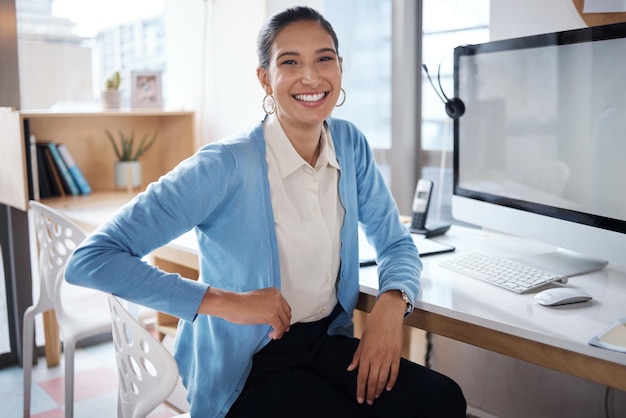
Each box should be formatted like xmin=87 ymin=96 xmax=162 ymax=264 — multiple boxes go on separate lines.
xmin=411 ymin=179 xmax=433 ymax=230
xmin=410 ymin=179 xmax=451 ymax=238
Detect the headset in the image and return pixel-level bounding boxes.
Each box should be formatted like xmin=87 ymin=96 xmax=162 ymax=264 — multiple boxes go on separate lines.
xmin=422 ymin=63 xmax=465 ymax=119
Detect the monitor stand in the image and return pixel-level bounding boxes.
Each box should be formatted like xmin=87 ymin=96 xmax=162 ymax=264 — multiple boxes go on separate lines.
xmin=511 ymin=248 xmax=609 ymax=280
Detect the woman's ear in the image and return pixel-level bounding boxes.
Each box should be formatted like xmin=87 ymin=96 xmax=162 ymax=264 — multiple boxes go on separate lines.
xmin=256 ymin=67 xmax=272 ymax=95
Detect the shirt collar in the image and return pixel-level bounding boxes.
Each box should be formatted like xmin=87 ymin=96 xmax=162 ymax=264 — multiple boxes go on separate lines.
xmin=264 ymin=114 xmax=340 ymax=179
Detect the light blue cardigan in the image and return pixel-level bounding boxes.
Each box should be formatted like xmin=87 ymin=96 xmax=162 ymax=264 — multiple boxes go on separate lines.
xmin=65 ymin=117 xmax=422 ymax=417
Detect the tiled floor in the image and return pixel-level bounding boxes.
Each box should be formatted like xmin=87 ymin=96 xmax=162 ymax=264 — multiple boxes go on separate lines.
xmin=1 ymin=335 xmax=486 ymax=418
xmin=0 ymin=339 xmax=180 ymax=418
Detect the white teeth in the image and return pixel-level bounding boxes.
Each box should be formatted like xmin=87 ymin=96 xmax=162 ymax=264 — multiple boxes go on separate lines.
xmin=295 ymin=92 xmax=325 ymax=102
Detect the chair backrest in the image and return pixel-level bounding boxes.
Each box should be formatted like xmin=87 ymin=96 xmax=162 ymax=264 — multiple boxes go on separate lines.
xmin=108 ymin=293 xmax=180 ymax=418
xmin=29 ymin=200 xmax=88 ymax=316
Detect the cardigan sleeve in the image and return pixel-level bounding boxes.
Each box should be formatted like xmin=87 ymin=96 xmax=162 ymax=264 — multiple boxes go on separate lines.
xmin=333 ymin=118 xmax=422 ymax=308
xmin=64 ymin=143 xmax=237 ymax=322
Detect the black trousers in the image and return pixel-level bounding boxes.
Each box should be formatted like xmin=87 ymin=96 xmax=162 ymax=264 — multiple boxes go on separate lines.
xmin=226 ymin=313 xmax=466 ymax=418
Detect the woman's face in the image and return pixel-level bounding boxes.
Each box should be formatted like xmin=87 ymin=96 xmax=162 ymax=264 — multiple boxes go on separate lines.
xmin=257 ymin=20 xmax=342 ymax=132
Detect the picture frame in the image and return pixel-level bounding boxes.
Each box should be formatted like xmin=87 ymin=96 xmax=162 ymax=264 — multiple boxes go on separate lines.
xmin=131 ymin=70 xmax=163 ymax=108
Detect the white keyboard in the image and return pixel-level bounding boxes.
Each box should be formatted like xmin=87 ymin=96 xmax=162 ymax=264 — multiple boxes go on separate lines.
xmin=440 ymin=253 xmax=565 ymax=294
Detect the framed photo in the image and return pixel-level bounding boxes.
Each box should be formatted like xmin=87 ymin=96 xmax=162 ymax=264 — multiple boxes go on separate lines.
xmin=131 ymin=70 xmax=163 ymax=108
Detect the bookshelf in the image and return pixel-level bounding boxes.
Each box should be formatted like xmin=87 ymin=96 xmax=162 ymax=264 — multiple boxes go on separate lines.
xmin=0 ymin=107 xmax=196 ymax=366
xmin=0 ymin=108 xmax=196 ymax=212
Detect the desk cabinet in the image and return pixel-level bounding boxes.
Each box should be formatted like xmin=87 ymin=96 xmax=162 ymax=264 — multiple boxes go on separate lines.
xmin=0 ymin=108 xmax=196 ymax=211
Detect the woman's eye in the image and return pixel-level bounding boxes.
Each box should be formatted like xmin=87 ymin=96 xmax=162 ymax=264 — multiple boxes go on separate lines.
xmin=319 ymin=56 xmax=333 ymax=63
xmin=281 ymin=59 xmax=297 ymax=65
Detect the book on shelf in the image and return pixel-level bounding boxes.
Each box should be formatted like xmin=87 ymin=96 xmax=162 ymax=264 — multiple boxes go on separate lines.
xmin=44 ymin=145 xmax=65 ymax=197
xmin=23 ymin=121 xmax=40 ymax=201
xmin=35 ymin=143 xmax=52 ymax=199
xmin=36 ymin=143 xmax=63 ymax=197
xmin=56 ymin=143 xmax=92 ymax=195
xmin=45 ymin=141 xmax=80 ymax=196
xmin=29 ymin=134 xmax=40 ymax=201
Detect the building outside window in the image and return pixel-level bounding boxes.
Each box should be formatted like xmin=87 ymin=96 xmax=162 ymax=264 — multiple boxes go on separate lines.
xmin=16 ymin=0 xmax=165 ymax=110
xmin=325 ymin=0 xmax=392 ymax=150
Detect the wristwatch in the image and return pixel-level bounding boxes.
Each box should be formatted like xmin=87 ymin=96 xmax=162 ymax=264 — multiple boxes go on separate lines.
xmin=400 ymin=291 xmax=412 ymax=314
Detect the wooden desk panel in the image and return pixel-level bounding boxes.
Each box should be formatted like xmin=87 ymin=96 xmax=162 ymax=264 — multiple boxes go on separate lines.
xmin=357 ymin=293 xmax=626 ymax=392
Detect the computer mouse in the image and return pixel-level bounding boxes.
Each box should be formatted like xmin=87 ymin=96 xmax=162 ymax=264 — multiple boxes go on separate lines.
xmin=534 ymin=288 xmax=592 ymax=306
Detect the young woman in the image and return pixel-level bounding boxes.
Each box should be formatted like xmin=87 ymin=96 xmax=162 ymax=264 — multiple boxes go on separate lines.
xmin=65 ymin=6 xmax=466 ymax=417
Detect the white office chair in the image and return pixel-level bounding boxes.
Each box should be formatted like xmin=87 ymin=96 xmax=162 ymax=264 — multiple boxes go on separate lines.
xmin=23 ymin=201 xmax=112 ymax=418
xmin=108 ymin=293 xmax=190 ymax=418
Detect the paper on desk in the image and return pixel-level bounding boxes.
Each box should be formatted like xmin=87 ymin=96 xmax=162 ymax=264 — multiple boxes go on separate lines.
xmin=589 ymin=317 xmax=626 ymax=354
xmin=358 ymin=227 xmax=454 ymax=266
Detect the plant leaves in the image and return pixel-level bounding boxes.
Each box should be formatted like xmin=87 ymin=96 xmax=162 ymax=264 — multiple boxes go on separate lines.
xmin=104 ymin=129 xmax=123 ymax=160
xmin=133 ymin=131 xmax=158 ymax=160
xmin=106 ymin=129 xmax=158 ymax=161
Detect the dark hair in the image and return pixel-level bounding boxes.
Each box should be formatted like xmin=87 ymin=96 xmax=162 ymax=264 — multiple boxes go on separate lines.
xmin=257 ymin=6 xmax=340 ymax=70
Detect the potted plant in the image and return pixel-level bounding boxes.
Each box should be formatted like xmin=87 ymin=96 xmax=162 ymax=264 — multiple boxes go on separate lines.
xmin=105 ymin=129 xmax=158 ymax=190
xmin=102 ymin=71 xmax=121 ymax=109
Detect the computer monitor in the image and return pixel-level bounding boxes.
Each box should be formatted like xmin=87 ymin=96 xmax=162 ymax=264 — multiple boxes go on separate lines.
xmin=452 ymin=22 xmax=626 ymax=274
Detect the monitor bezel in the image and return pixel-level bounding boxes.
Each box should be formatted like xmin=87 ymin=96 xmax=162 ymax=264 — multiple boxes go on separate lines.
xmin=452 ymin=22 xmax=626 ymax=236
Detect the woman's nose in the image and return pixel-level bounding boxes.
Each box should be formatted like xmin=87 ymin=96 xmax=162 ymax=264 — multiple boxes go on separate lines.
xmin=301 ymin=66 xmax=320 ymax=86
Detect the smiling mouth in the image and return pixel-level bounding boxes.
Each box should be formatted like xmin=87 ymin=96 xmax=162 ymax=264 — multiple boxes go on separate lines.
xmin=294 ymin=92 xmax=327 ymax=102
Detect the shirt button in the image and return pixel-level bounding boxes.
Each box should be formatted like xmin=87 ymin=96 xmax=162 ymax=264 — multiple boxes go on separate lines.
xmin=324 ymin=274 xmax=330 ymax=282
xmin=319 ymin=308 xmax=326 ymax=315
xmin=312 ymin=206 xmax=320 ymax=214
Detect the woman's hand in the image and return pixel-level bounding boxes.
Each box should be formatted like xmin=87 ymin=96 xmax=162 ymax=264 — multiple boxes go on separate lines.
xmin=199 ymin=287 xmax=292 ymax=339
xmin=347 ymin=290 xmax=406 ymax=405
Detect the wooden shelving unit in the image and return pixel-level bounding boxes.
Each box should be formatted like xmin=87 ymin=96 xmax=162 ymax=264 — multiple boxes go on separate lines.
xmin=0 ymin=107 xmax=196 ymax=365
xmin=0 ymin=108 xmax=196 ymax=211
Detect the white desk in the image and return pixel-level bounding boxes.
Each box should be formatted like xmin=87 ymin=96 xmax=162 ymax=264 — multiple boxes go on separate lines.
xmin=46 ymin=198 xmax=626 ymax=391
xmin=358 ymin=226 xmax=626 ymax=392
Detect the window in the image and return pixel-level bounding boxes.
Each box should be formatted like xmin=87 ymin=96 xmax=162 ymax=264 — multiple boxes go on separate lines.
xmin=16 ymin=0 xmax=165 ymax=109
xmin=325 ymin=0 xmax=392 ymax=150
xmin=421 ymin=0 xmax=489 ymax=223
xmin=324 ymin=0 xmax=420 ymax=211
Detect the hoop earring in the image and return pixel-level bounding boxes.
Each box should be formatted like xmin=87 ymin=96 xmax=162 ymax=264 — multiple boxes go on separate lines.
xmin=335 ymin=88 xmax=346 ymax=107
xmin=263 ymin=94 xmax=276 ymax=114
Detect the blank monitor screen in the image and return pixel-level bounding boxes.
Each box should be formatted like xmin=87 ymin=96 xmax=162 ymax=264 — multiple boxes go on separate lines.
xmin=453 ymin=23 xmax=626 ymax=270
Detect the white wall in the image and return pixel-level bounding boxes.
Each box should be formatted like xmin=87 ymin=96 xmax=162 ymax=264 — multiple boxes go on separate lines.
xmin=204 ymin=0 xmax=268 ymax=140
xmin=490 ymin=0 xmax=584 ymax=40
xmin=18 ymin=40 xmax=93 ymax=109
xmin=164 ymin=0 xmax=267 ymax=148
